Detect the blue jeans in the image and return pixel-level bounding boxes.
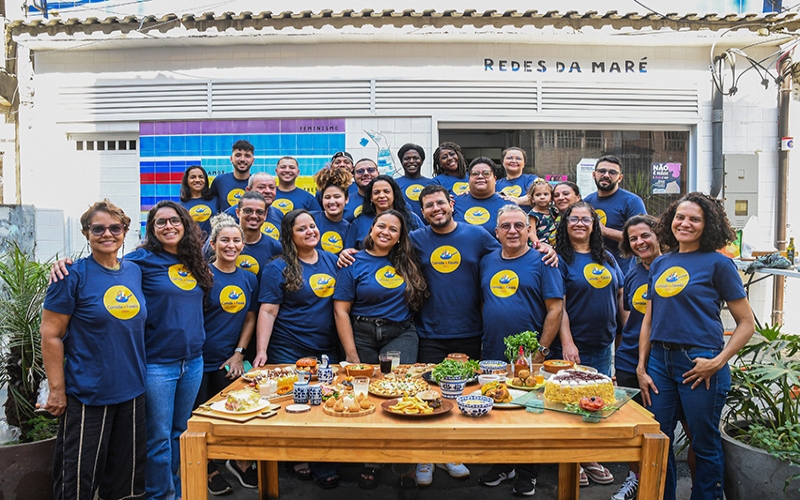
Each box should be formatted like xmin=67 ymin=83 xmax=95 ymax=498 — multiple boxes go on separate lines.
xmin=145 ymin=356 xmax=203 ymax=500
xmin=351 ymin=318 xmax=418 ymax=363
xmin=647 ymin=343 xmax=729 ymax=500
xmin=548 ymin=343 xmax=613 ymax=377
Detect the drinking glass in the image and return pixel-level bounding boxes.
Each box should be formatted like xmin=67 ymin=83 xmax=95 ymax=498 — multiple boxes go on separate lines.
xmin=387 ymin=351 xmax=401 ymax=370
xmin=353 ymin=376 xmax=369 ymax=397
xmin=379 ymin=354 xmax=393 ymax=374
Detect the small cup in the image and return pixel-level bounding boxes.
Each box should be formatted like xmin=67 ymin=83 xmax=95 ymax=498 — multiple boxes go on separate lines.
xmin=259 ymin=379 xmax=277 ymax=398
xmin=352 ymin=376 xmax=369 ymax=397
xmin=318 ymin=366 xmax=334 ymax=385
xmin=296 ymin=370 xmax=311 ymax=384
xmin=379 ymin=354 xmax=393 ymax=375
xmin=293 ymin=383 xmax=309 ymax=404
xmin=308 ymin=385 xmax=322 ymax=405
xmin=387 ymin=351 xmax=401 ymax=370
xmin=478 ymin=374 xmax=500 ymax=387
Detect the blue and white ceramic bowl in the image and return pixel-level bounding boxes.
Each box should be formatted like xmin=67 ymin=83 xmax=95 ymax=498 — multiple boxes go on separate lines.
xmin=479 ymin=360 xmax=508 ymax=375
xmin=439 ymin=376 xmax=467 ymax=399
xmin=456 ymin=395 xmax=494 ymax=417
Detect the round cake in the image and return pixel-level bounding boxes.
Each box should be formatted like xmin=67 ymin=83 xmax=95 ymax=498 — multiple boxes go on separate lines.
xmin=543 ymin=369 xmax=616 ymax=405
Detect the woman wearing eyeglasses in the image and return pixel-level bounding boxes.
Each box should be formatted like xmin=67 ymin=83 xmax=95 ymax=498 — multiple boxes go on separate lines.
xmin=552 ymin=201 xmax=625 ymax=487
xmin=51 ymin=200 xmax=213 ymax=500
xmin=42 ymin=200 xmax=148 ymax=500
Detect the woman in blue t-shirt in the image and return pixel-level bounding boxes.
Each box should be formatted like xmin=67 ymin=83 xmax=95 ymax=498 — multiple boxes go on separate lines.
xmin=311 ymin=167 xmax=351 ymax=256
xmin=430 ymin=142 xmax=470 ymax=197
xmin=636 ymin=192 xmax=754 ymax=500
xmin=553 ymin=201 xmax=622 ymax=487
xmin=179 ymin=165 xmax=219 ymax=238
xmin=42 ymin=199 xmax=148 ymax=500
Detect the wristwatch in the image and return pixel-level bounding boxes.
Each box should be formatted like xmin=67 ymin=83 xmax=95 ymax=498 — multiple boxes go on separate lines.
xmin=538 ymin=345 xmax=550 ymax=357
xmin=234 ymin=347 xmax=245 ymax=355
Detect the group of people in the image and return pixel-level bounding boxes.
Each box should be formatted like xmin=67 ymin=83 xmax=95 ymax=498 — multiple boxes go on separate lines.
xmin=39 ymin=138 xmax=753 ymax=500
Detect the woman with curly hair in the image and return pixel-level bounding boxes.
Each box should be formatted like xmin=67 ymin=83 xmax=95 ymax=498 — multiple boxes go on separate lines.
xmin=637 ymin=192 xmax=754 ymax=500
xmin=311 ymin=167 xmax=352 ymax=255
xmin=431 ymin=141 xmax=470 ymax=197
xmin=178 ymin=165 xmax=218 ymax=238
xmin=52 ymin=200 xmax=213 ymax=499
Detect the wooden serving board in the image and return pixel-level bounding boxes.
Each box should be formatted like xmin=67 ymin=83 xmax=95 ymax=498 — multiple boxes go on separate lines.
xmin=322 ymin=403 xmax=376 ymax=417
xmin=192 ymin=403 xmax=281 ymax=423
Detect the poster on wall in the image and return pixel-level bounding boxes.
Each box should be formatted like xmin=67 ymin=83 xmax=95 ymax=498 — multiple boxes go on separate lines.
xmin=651 ymin=162 xmax=682 ymax=194
xmin=576 ymin=158 xmax=598 ymax=197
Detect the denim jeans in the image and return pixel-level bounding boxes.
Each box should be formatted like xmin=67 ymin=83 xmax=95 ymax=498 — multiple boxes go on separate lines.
xmin=548 ymin=343 xmax=613 ymax=377
xmin=351 ymin=318 xmax=418 ymax=363
xmin=145 ymin=356 xmax=203 ymax=500
xmin=647 ymin=343 xmax=729 ymax=500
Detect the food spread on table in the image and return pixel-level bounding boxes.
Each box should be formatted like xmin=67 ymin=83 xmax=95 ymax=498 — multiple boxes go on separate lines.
xmin=543 ymin=369 xmax=616 ymax=405
xmin=368 ymin=377 xmax=429 ymax=397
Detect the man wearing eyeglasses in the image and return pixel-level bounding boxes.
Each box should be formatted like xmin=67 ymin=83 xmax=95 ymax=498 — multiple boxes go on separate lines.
xmin=223 ymin=173 xmax=284 ymax=241
xmin=210 ymin=140 xmax=256 ymax=210
xmin=343 ymin=158 xmax=379 ymax=222
xmin=584 ymin=155 xmax=647 ymax=272
xmin=477 ymin=205 xmax=563 ymax=496
xmin=232 ymin=191 xmax=281 ymax=282
xmin=452 ymin=157 xmax=508 ymax=237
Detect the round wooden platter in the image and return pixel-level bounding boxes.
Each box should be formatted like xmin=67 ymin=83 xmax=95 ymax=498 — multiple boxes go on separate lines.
xmin=322 ymin=402 xmax=376 ymax=417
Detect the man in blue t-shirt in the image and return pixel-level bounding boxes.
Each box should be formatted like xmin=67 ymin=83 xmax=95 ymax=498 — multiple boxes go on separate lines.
xmin=233 ymin=191 xmax=282 ymax=283
xmin=344 ymin=158 xmax=379 ymax=221
xmin=273 ymin=156 xmax=320 ymax=215
xmin=453 ymin=158 xmax=507 ymax=237
xmin=584 ymin=155 xmax=647 ymax=272
xmin=209 ymin=139 xmax=255 ymax=210
xmin=222 ymin=173 xmax=283 ymax=241
xmin=393 ymin=143 xmax=434 ymax=222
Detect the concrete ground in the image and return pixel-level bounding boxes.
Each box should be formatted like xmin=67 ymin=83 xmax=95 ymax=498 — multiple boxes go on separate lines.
xmin=217 ymin=460 xmax=693 ymax=500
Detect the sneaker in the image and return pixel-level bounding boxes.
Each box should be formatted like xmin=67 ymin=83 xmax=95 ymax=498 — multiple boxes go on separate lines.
xmin=226 ymin=460 xmax=258 ymax=489
xmin=436 ymin=462 xmax=470 ymax=479
xmin=479 ymin=465 xmax=516 ymax=486
xmin=207 ymin=472 xmax=232 ymax=496
xmin=611 ymin=471 xmax=638 ymax=500
xmin=416 ymin=463 xmax=434 ymax=486
xmin=513 ymin=476 xmax=537 ymax=497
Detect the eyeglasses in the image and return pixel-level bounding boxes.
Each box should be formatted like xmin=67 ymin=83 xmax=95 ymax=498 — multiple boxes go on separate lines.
xmin=355 ymin=167 xmax=377 ymax=175
xmin=240 ymin=208 xmax=266 ymax=216
xmin=87 ymin=223 xmax=127 ymax=236
xmin=566 ymin=216 xmax=593 ymax=225
xmin=498 ymin=222 xmax=527 ymax=232
xmin=595 ymin=168 xmax=621 ymax=177
xmin=470 ymin=170 xmax=494 ymax=178
xmin=154 ymin=217 xmax=182 ymax=229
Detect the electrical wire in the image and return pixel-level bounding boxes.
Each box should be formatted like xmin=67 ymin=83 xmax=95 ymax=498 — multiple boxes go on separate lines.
xmin=631 ymin=0 xmax=665 ymax=17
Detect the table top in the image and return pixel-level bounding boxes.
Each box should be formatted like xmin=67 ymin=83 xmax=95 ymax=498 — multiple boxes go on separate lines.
xmin=734 ymin=259 xmax=800 ymax=278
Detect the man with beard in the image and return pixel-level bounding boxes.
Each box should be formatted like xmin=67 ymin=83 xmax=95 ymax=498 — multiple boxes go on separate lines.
xmin=273 ymin=156 xmax=320 ymax=214
xmin=584 ymin=155 xmax=646 ymax=272
xmin=210 ymin=140 xmax=255 ymax=210
xmin=343 ymin=158 xmax=379 ymax=222
xmin=393 ymin=143 xmax=433 ymax=222
xmin=223 ymin=173 xmax=284 ymax=241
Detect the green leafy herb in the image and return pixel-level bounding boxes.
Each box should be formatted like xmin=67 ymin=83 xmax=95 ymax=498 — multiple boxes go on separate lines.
xmin=431 ymin=359 xmax=480 ymax=383
xmin=503 ymin=330 xmax=541 ymax=363
xmin=564 ymin=402 xmax=618 ymax=416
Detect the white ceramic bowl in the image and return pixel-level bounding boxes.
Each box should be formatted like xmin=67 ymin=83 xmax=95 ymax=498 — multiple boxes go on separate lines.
xmin=477 ymin=374 xmax=501 ymax=387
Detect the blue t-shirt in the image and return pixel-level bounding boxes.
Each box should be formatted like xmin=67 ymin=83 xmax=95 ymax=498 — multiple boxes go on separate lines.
xmin=479 ymin=248 xmax=563 ymax=361
xmin=453 ymin=192 xmax=508 ymax=236
xmin=222 ymin=205 xmax=283 ymax=241
xmin=647 ymin=251 xmax=746 ymax=349
xmin=556 ymin=251 xmax=623 ymax=351
xmin=432 ymin=173 xmax=470 ymax=198
xmin=203 ymin=266 xmax=258 ymax=372
xmin=125 ymin=249 xmax=206 ymax=364
xmin=238 ymin=236 xmax=282 ymax=283
xmin=44 ymin=256 xmax=147 ymax=406
xmin=259 ymin=251 xmax=339 ymax=361
xmin=311 ymin=211 xmax=350 ymax=255
xmin=496 ymin=174 xmax=538 ymax=211
xmin=333 ymin=252 xmax=413 ymax=323
xmin=617 ymin=261 xmax=650 ymax=375
xmin=584 ymin=188 xmax=647 ymax=272
xmin=273 ymin=187 xmax=320 ymax=215
xmin=344 ymin=212 xmax=424 ymax=250
xmin=210 ymin=173 xmax=249 ymax=209
xmin=410 ymin=223 xmax=500 ymax=339
xmin=180 ymin=197 xmax=219 ymax=238
xmin=343 ymin=190 xmax=365 ymax=222
xmin=394 ymin=175 xmax=434 ymax=221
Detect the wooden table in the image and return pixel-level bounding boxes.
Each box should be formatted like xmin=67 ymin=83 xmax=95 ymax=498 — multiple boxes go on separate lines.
xmin=181 ymin=375 xmax=668 ymax=500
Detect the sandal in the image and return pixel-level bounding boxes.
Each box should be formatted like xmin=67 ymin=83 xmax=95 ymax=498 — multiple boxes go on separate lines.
xmin=582 ymin=462 xmax=614 ymax=485
xmin=579 ymin=467 xmax=589 ymax=487
xmin=316 ymin=473 xmax=340 ymax=490
xmin=292 ymin=463 xmax=313 ymax=481
xmin=359 ymin=466 xmax=382 ymax=489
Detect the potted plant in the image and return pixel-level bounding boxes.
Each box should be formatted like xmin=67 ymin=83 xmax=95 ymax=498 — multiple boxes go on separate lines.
xmin=721 ymin=323 xmax=800 ymax=499
xmin=0 ymin=242 xmax=56 ymax=499
xmin=432 ymin=359 xmax=479 ymax=399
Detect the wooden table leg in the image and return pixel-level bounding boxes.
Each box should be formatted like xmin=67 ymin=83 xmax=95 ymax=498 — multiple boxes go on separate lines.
xmin=639 ymin=432 xmax=669 ymax=499
xmin=257 ymin=460 xmax=280 ymax=499
xmin=557 ymin=463 xmax=580 ymax=500
xmin=180 ymin=432 xmax=209 ymax=500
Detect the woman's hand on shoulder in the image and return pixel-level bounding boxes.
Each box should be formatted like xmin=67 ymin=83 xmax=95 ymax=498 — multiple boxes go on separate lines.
xmin=49 ymin=257 xmax=74 ymax=284
xmin=337 ymin=248 xmax=358 ymax=268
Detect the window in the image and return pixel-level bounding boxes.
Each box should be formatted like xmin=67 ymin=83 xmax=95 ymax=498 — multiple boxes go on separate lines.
xmin=74 ymin=139 xmax=138 ymax=151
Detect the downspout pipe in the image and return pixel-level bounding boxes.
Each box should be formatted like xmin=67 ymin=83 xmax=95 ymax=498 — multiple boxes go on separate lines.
xmin=710 ymin=82 xmax=724 ymax=198
xmin=772 ymin=58 xmax=791 ymax=325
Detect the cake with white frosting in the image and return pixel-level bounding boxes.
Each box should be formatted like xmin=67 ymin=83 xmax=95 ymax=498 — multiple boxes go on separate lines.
xmin=543 ymin=369 xmax=616 ymax=404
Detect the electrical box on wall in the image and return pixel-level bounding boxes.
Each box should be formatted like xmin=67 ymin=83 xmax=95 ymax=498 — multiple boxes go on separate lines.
xmin=723 ymin=154 xmax=759 ymax=229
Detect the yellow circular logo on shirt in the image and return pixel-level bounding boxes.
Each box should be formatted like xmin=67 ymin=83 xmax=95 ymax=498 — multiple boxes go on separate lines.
xmin=595 ymin=209 xmax=607 ymax=226
xmin=583 ymin=263 xmax=612 ymax=289
xmin=219 ymin=285 xmax=247 ymax=313
xmin=453 ymin=182 xmax=469 ymax=196
xmin=429 ymin=245 xmax=461 ymax=274
xmin=632 ymin=284 xmax=648 ymax=314
xmin=189 ymin=204 xmax=212 ymax=223
xmin=321 ymin=231 xmax=343 ymax=254
xmin=236 ymin=255 xmax=260 ymax=275
xmin=168 ymin=264 xmax=198 ymax=290
xmin=103 ymin=285 xmax=142 ymax=320
xmin=354 ymin=206 xmax=363 ymax=218
xmin=490 ymin=270 xmax=519 ymax=298
xmin=405 ymin=184 xmax=424 ymax=201
xmin=227 ymin=189 xmax=245 ymax=208
xmin=375 ymin=265 xmax=404 ymax=289
xmin=310 ymin=273 xmax=336 ymax=298
xmin=464 ymin=207 xmax=490 ymax=225
xmin=261 ymin=222 xmax=280 ymax=240
xmin=654 ymin=266 xmax=690 ymax=298
xmin=274 ymin=199 xmax=294 ymax=215
xmin=501 ymin=186 xmax=523 ymax=197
